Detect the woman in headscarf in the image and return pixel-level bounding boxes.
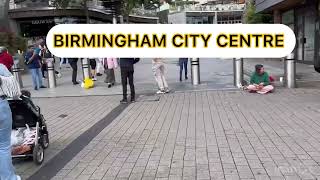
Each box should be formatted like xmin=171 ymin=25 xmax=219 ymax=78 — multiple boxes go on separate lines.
xmin=103 ymin=57 xmax=118 ymax=88
xmin=0 ymin=64 xmax=21 ymax=180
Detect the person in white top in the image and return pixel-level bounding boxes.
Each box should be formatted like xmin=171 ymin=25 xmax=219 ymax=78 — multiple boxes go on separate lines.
xmin=152 ymin=58 xmax=169 ymax=94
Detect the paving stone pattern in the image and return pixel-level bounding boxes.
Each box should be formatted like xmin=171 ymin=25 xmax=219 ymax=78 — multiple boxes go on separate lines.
xmin=14 ymin=95 xmax=121 ymax=179
xmin=51 ymin=88 xmax=320 ymax=180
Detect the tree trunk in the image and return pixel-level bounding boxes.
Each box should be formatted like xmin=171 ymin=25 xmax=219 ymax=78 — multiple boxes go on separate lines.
xmin=84 ymin=0 xmax=90 ymax=24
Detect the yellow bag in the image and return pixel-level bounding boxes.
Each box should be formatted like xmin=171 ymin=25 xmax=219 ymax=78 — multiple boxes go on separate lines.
xmin=83 ymin=78 xmax=94 ymax=89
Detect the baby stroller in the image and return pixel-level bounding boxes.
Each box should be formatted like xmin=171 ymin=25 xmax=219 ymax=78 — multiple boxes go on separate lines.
xmin=9 ymin=90 xmax=49 ymax=165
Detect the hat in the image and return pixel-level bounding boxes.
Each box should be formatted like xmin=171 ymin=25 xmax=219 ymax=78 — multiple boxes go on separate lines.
xmin=255 ymin=64 xmax=263 ymax=72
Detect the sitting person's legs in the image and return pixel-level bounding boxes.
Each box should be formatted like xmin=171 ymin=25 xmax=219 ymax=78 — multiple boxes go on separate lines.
xmin=257 ymin=85 xmax=274 ymax=94
xmin=247 ymin=85 xmax=258 ymax=92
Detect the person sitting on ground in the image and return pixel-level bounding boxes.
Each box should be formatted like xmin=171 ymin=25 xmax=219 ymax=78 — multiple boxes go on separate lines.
xmin=246 ymin=64 xmax=274 ymax=94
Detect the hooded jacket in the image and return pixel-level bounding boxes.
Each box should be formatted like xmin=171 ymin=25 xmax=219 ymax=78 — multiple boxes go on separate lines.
xmin=0 ymin=52 xmax=14 ymax=71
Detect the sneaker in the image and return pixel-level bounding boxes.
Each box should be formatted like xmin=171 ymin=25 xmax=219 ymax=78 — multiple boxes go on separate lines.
xmin=40 ymin=86 xmax=46 ymax=88
xmin=73 ymin=82 xmax=80 ymax=85
xmin=185 ymin=76 xmax=188 ymax=80
xmin=120 ymin=99 xmax=128 ymax=104
xmin=165 ymin=88 xmax=170 ymax=93
xmin=108 ymin=84 xmax=112 ymax=88
xmin=97 ymin=73 xmax=102 ymax=76
xmin=92 ymin=77 xmax=97 ymax=81
xmin=56 ymin=73 xmax=62 ymax=78
xmin=156 ymin=90 xmax=165 ymax=94
xmin=131 ymin=98 xmax=136 ymax=103
xmin=16 ymin=175 xmax=21 ymax=180
xmin=34 ymin=87 xmax=38 ymax=91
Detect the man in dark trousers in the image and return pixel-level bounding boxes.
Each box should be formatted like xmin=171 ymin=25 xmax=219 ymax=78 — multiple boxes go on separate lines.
xmin=68 ymin=58 xmax=79 ymax=85
xmin=120 ymin=58 xmax=140 ymax=104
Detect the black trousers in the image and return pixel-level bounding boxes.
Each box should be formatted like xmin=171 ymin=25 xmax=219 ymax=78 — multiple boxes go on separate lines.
xmin=121 ymin=68 xmax=135 ymax=99
xmin=69 ymin=60 xmax=78 ymax=83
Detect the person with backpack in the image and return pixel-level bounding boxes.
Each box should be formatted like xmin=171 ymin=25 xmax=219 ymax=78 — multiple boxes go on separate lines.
xmin=25 ymin=45 xmax=46 ymax=90
xmin=103 ymin=57 xmax=118 ymax=88
xmin=119 ymin=58 xmax=140 ymax=103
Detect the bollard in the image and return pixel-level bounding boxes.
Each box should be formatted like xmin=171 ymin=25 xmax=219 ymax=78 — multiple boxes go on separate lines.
xmin=113 ymin=15 xmax=117 ymax=24
xmin=191 ymin=58 xmax=200 ymax=85
xmin=81 ymin=58 xmax=90 ymax=80
xmin=284 ymin=53 xmax=296 ymax=88
xmin=233 ymin=58 xmax=243 ymax=88
xmin=46 ymin=58 xmax=56 ymax=88
xmin=11 ymin=61 xmax=23 ymax=89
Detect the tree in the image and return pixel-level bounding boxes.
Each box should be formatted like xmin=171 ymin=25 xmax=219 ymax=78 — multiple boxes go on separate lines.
xmin=244 ymin=0 xmax=272 ymax=24
xmin=52 ymin=0 xmax=90 ymax=23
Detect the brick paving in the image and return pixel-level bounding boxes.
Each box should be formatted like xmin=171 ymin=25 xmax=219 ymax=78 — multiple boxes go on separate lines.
xmin=13 ymin=95 xmax=122 ymax=179
xmin=45 ymin=88 xmax=320 ymax=180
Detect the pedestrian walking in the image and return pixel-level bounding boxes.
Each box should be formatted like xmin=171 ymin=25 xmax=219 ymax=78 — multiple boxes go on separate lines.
xmin=40 ymin=44 xmax=61 ymax=78
xmin=0 ymin=47 xmax=14 ymax=72
xmin=0 ymin=64 xmax=22 ymax=180
xmin=152 ymin=58 xmax=169 ymax=94
xmin=89 ymin=58 xmax=97 ymax=81
xmin=119 ymin=58 xmax=140 ymax=104
xmin=103 ymin=57 xmax=118 ymax=88
xmin=178 ymin=58 xmax=188 ymax=81
xmin=25 ymin=46 xmax=46 ymax=90
xmin=59 ymin=58 xmax=69 ymax=69
xmin=96 ymin=58 xmax=104 ymax=76
xmin=68 ymin=58 xmax=79 ymax=85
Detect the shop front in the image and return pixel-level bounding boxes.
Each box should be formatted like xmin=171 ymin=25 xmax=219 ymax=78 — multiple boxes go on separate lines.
xmin=256 ymin=0 xmax=320 ymax=69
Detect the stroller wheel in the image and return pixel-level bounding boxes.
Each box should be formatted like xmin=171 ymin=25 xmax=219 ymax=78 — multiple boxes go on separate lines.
xmin=42 ymin=134 xmax=49 ymax=149
xmin=33 ymin=145 xmax=44 ymax=165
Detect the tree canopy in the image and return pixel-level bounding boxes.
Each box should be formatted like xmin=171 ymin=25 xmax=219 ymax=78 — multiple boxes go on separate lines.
xmin=244 ymin=0 xmax=272 ymax=24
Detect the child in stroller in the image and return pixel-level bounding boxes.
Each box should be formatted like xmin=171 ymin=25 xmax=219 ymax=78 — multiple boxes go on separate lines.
xmin=10 ymin=90 xmax=49 ymax=165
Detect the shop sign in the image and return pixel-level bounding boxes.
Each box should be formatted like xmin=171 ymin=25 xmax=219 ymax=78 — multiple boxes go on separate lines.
xmin=32 ymin=19 xmax=54 ymax=24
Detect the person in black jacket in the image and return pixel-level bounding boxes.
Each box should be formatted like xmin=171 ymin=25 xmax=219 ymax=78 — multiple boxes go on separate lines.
xmin=68 ymin=58 xmax=79 ymax=85
xmin=119 ymin=58 xmax=140 ymax=103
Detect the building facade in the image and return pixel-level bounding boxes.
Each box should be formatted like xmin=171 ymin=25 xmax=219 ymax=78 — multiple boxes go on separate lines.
xmin=7 ymin=0 xmax=158 ymax=46
xmin=256 ymin=0 xmax=320 ymax=70
xmin=168 ymin=0 xmax=245 ymax=24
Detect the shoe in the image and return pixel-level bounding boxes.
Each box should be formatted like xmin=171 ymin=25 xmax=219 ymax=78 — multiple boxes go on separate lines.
xmin=108 ymin=84 xmax=112 ymax=88
xmin=179 ymin=78 xmax=182 ymax=82
xmin=165 ymin=88 xmax=170 ymax=93
xmin=156 ymin=90 xmax=165 ymax=94
xmin=185 ymin=76 xmax=188 ymax=80
xmin=97 ymin=73 xmax=102 ymax=76
xmin=120 ymin=99 xmax=128 ymax=104
xmin=92 ymin=77 xmax=97 ymax=81
xmin=16 ymin=175 xmax=21 ymax=180
xmin=73 ymin=82 xmax=80 ymax=85
xmin=131 ymin=98 xmax=136 ymax=103
xmin=34 ymin=87 xmax=38 ymax=91
xmin=40 ymin=86 xmax=46 ymax=88
xmin=56 ymin=73 xmax=62 ymax=78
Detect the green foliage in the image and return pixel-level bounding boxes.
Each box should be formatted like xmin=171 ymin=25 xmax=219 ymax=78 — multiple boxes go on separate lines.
xmin=244 ymin=0 xmax=272 ymax=24
xmin=0 ymin=31 xmax=27 ymax=54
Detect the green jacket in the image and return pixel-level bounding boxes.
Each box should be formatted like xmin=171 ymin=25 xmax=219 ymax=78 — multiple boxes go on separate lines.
xmin=250 ymin=72 xmax=270 ymax=86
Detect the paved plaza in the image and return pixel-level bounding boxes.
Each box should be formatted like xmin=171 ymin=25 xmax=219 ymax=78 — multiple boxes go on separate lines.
xmin=13 ymin=85 xmax=320 ymax=180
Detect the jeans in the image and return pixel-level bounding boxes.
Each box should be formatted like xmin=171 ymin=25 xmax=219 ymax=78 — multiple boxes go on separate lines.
xmin=30 ymin=68 xmax=43 ymax=89
xmin=0 ymin=99 xmax=18 ymax=180
xmin=179 ymin=58 xmax=188 ymax=80
xmin=121 ymin=68 xmax=135 ymax=100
